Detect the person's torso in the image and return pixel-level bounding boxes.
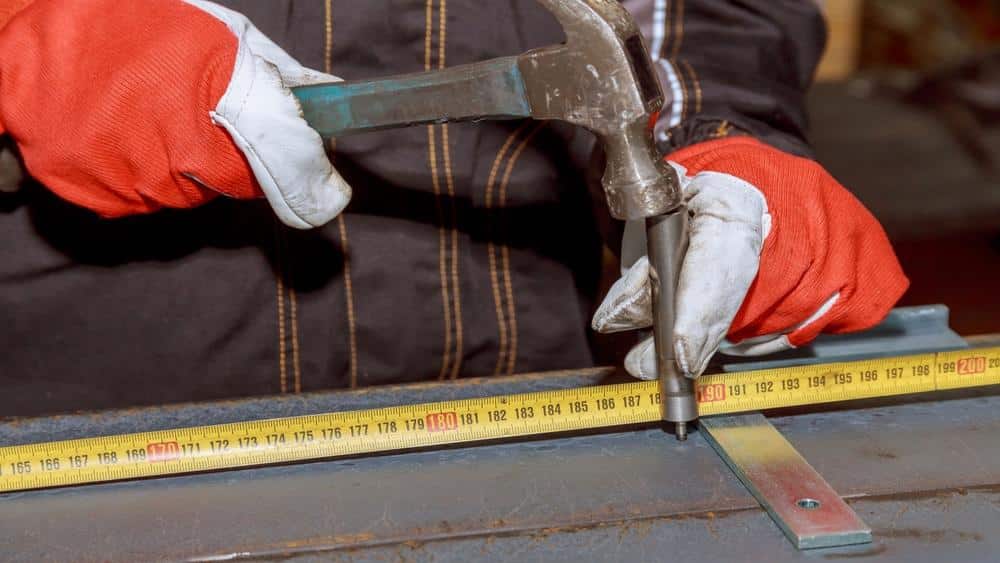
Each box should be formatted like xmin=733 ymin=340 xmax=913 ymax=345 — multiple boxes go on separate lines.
xmin=0 ymin=0 xmax=604 ymax=416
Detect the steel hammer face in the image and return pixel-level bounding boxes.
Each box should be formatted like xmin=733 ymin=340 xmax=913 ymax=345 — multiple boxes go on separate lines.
xmin=522 ymin=0 xmax=683 ymax=220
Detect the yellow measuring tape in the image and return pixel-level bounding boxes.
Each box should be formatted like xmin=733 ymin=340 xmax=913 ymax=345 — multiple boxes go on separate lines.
xmin=2 ymin=347 xmax=999 ymax=493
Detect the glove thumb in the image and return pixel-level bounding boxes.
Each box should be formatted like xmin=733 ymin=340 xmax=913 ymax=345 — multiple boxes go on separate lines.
xmin=190 ymin=0 xmax=351 ymax=229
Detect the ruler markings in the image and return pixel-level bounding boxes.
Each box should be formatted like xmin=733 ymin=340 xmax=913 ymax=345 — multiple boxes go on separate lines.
xmin=1 ymin=348 xmax=998 ymax=493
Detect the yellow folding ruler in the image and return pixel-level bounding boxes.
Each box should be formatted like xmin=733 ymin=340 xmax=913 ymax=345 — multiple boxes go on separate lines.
xmin=2 ymin=347 xmax=998 ymax=493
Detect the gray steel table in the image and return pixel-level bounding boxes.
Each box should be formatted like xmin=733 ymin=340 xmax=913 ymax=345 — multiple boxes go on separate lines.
xmin=1 ymin=307 xmax=997 ymax=562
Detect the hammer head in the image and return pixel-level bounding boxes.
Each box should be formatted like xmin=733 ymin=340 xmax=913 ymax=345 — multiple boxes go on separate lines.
xmin=520 ymin=0 xmax=682 ymax=221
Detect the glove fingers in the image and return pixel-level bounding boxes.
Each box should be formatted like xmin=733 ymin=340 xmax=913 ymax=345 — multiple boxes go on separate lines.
xmin=716 ymin=289 xmax=839 ymax=358
xmin=624 ymin=334 xmax=658 ymax=381
xmin=591 ymin=256 xmax=653 ymax=333
xmin=673 ymin=171 xmax=769 ymax=378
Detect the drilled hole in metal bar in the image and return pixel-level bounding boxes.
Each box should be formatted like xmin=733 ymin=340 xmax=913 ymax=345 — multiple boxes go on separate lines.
xmin=796 ymin=498 xmax=821 ymax=510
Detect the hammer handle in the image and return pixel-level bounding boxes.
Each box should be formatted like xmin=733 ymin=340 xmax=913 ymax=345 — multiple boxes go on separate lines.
xmin=293 ymin=57 xmax=532 ymax=138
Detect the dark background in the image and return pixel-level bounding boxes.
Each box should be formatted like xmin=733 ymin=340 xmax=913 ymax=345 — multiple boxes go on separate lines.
xmin=781 ymin=0 xmax=998 ymax=335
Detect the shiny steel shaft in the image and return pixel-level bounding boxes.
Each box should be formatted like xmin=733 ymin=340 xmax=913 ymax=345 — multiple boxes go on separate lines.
xmin=646 ymin=212 xmax=697 ymax=440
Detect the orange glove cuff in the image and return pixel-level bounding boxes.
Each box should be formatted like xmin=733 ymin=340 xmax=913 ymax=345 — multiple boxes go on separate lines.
xmin=0 ymin=0 xmax=262 ymax=218
xmin=669 ymin=137 xmax=909 ymax=346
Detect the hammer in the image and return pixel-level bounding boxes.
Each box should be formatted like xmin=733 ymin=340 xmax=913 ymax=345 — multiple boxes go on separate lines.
xmin=292 ymin=0 xmax=698 ymax=439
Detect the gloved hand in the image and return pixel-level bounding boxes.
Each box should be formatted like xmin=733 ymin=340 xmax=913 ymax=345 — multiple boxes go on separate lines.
xmin=593 ymin=137 xmax=909 ymax=380
xmin=0 ymin=0 xmax=349 ymax=229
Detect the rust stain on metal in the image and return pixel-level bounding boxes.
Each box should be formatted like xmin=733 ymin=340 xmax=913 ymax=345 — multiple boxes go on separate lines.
xmin=855 ymin=483 xmax=1000 ymax=504
xmin=401 ymin=539 xmax=426 ymax=550
xmin=282 ymin=532 xmax=379 ymax=549
xmin=205 ymin=486 xmax=1000 ymax=558
xmin=618 ymin=518 xmax=656 ymax=543
xmin=860 ymin=446 xmax=898 ymax=460
xmin=175 ymin=485 xmax=1000 ymax=560
xmin=702 ymin=511 xmax=720 ymax=541
xmin=874 ymin=528 xmax=983 ymax=543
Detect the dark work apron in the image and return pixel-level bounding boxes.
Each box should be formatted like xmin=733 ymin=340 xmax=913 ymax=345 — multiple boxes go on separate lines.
xmin=0 ymin=0 xmax=603 ymax=417
xmin=0 ymin=0 xmax=828 ymax=417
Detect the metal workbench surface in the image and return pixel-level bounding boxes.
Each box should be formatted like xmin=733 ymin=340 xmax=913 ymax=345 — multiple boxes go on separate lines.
xmin=1 ymin=392 xmax=998 ymax=561
xmin=1 ymin=307 xmax=997 ymax=561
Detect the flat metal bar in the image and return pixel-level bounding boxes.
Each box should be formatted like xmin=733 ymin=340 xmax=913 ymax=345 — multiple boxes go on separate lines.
xmin=293 ymin=56 xmax=531 ymax=137
xmin=700 ymin=413 xmax=873 ymax=549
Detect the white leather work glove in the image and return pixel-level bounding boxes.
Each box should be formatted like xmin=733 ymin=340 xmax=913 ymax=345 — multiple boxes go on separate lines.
xmin=0 ymin=0 xmax=349 ymax=228
xmin=592 ymin=137 xmax=909 ymax=380
xmin=191 ymin=0 xmax=351 ymax=228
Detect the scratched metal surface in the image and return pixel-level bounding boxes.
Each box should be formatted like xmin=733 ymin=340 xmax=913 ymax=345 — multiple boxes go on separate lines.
xmin=1 ymin=395 xmax=998 ymax=561
xmin=2 ymin=305 xmax=993 ymax=561
xmin=312 ymin=487 xmax=1000 ymax=563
